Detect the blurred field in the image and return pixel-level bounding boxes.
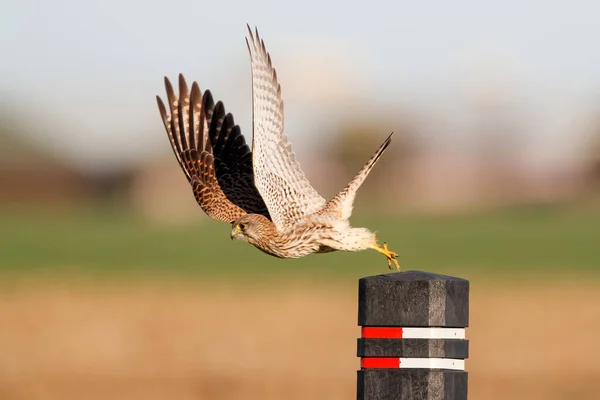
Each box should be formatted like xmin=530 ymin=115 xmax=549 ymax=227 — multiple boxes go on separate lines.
xmin=0 ymin=206 xmax=599 ymax=398
xmin=2 ymin=205 xmax=600 ymax=279
xmin=0 ymin=279 xmax=598 ymax=400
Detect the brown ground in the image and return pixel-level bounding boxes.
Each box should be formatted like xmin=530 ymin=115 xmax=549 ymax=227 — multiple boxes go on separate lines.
xmin=0 ymin=278 xmax=598 ymax=400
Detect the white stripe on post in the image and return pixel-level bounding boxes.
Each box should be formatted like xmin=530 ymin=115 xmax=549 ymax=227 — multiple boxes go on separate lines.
xmin=401 ymin=327 xmax=465 ymax=339
xmin=400 ymin=357 xmax=465 ymax=370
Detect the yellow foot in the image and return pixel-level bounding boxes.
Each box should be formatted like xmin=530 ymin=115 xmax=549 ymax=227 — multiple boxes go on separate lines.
xmin=372 ymin=236 xmax=400 ymax=271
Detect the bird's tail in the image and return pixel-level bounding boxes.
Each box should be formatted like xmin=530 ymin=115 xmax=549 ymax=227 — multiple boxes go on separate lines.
xmin=321 ymin=132 xmax=394 ymax=221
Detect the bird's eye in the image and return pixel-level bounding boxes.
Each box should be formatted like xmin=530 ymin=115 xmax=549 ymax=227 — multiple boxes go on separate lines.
xmin=238 ymin=223 xmax=246 ymax=231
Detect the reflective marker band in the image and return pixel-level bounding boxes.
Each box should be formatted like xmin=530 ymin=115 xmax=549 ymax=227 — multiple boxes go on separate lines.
xmin=361 ymin=327 xmax=466 ymax=339
xmin=361 ymin=357 xmax=465 ymax=370
xmin=360 ymin=327 xmax=467 ymax=370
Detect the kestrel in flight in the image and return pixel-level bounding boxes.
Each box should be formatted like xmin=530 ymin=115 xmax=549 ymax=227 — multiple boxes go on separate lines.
xmin=156 ymin=25 xmax=400 ymax=270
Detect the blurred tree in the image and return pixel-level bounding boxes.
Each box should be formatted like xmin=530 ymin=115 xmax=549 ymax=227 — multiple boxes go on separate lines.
xmin=0 ymin=105 xmax=134 ymax=208
xmin=586 ymin=121 xmax=600 ymax=192
xmin=0 ymin=107 xmax=89 ymax=205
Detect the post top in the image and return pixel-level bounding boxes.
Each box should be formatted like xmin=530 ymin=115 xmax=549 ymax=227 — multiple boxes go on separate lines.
xmin=361 ymin=270 xmax=469 ymax=283
xmin=358 ymin=270 xmax=470 ymax=328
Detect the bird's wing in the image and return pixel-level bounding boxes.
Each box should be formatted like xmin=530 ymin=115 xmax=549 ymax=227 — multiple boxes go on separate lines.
xmin=246 ymin=25 xmax=326 ymax=231
xmin=319 ymin=132 xmax=394 ymax=221
xmin=157 ymin=74 xmax=270 ymax=223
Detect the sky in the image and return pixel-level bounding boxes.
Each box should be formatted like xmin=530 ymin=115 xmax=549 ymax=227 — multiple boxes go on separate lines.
xmin=1 ymin=0 xmax=600 ymax=172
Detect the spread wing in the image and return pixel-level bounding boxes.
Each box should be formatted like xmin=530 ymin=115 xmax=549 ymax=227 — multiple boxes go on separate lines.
xmin=246 ymin=25 xmax=326 ymax=231
xmin=318 ymin=132 xmax=393 ymax=221
xmin=156 ymin=74 xmax=270 ymax=223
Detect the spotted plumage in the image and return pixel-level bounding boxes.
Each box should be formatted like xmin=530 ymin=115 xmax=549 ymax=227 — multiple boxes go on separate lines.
xmin=156 ymin=25 xmax=399 ymax=270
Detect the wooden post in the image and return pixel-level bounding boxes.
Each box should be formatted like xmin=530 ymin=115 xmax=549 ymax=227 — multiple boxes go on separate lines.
xmin=357 ymin=270 xmax=469 ymax=400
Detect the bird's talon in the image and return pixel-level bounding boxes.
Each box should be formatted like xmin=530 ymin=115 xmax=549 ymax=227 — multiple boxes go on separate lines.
xmin=373 ymin=238 xmax=401 ymax=271
xmin=390 ymin=258 xmax=401 ymax=271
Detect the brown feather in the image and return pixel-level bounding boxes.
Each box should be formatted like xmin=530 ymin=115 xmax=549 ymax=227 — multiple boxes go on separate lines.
xmin=156 ymin=74 xmax=270 ymax=223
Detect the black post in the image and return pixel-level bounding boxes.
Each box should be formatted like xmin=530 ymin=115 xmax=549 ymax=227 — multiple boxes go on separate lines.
xmin=357 ymin=271 xmax=469 ymax=400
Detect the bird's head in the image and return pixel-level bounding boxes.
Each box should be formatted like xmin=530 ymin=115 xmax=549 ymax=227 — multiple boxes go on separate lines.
xmin=230 ymin=214 xmax=272 ymax=244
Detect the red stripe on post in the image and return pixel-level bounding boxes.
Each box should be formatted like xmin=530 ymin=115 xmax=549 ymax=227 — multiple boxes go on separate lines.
xmin=361 ymin=327 xmax=403 ymax=338
xmin=361 ymin=357 xmax=401 ymax=368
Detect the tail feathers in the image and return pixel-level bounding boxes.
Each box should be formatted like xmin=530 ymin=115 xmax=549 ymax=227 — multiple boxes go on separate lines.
xmin=322 ymin=132 xmax=394 ymax=220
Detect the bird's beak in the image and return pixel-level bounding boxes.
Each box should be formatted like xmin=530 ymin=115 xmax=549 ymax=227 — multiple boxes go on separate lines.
xmin=230 ymin=228 xmax=238 ymax=240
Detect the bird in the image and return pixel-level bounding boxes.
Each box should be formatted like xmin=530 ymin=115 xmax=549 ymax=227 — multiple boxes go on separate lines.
xmin=156 ymin=25 xmax=400 ymax=270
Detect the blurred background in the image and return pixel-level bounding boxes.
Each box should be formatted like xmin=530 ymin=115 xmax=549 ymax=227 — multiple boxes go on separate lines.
xmin=1 ymin=1 xmax=599 ymax=399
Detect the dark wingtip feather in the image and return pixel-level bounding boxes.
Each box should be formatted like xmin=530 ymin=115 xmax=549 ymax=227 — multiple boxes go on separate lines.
xmin=203 ymin=89 xmax=214 ymax=111
xmin=156 ymin=96 xmax=166 ymax=116
xmin=178 ymin=74 xmax=189 ymax=102
xmin=246 ymin=24 xmax=254 ymax=45
xmin=380 ymin=132 xmax=394 ymax=154
xmin=385 ymin=131 xmax=394 ymax=144
xmin=189 ymin=81 xmax=202 ymax=150
xmin=176 ymin=75 xmax=189 ymax=151
xmin=208 ymin=100 xmax=225 ymax=149
xmin=375 ymin=132 xmax=394 ymax=159
xmin=190 ymin=81 xmax=201 ymax=106
xmin=245 ymin=37 xmax=251 ymax=55
xmin=203 ymin=89 xmax=215 ymax=150
xmin=164 ymin=77 xmax=174 ymax=98
xmin=164 ymin=76 xmax=175 ymax=103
